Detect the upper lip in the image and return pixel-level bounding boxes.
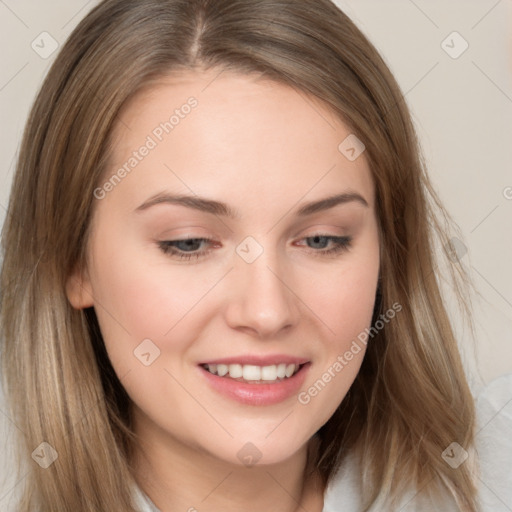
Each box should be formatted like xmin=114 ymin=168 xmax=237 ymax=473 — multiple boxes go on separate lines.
xmin=199 ymin=355 xmax=310 ymax=366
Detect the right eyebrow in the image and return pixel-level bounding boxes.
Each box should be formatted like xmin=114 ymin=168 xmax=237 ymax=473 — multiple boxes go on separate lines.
xmin=134 ymin=192 xmax=238 ymax=218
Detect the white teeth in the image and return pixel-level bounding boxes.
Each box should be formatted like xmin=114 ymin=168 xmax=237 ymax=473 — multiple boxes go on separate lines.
xmin=217 ymin=364 xmax=229 ymax=377
xmin=242 ymin=365 xmax=261 ymax=381
xmin=228 ymin=364 xmax=243 ymax=378
xmin=261 ymin=365 xmax=277 ymax=381
xmin=204 ymin=363 xmax=301 ymax=381
xmin=285 ymin=364 xmax=296 ymax=378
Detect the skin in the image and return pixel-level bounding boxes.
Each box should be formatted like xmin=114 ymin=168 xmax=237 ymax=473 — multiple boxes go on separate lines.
xmin=67 ymin=68 xmax=380 ymax=512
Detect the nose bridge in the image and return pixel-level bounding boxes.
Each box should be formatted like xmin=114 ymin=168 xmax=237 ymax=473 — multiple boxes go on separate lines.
xmin=225 ymin=236 xmax=299 ymax=337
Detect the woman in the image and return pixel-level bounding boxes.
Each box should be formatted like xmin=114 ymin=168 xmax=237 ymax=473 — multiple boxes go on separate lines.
xmin=1 ymin=1 xmax=509 ymax=511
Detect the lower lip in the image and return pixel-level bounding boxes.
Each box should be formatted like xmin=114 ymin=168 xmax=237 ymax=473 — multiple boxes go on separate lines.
xmin=198 ymin=363 xmax=311 ymax=406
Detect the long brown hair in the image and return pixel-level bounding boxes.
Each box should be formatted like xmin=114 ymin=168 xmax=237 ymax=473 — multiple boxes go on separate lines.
xmin=1 ymin=1 xmax=478 ymax=510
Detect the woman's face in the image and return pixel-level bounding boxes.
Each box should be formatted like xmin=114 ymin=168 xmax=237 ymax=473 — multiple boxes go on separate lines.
xmin=67 ymin=69 xmax=380 ymax=467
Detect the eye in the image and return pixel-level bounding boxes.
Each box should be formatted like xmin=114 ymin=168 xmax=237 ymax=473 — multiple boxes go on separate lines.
xmin=298 ymin=234 xmax=352 ymax=257
xmin=157 ymin=234 xmax=352 ymax=262
xmin=158 ymin=237 xmax=216 ymax=261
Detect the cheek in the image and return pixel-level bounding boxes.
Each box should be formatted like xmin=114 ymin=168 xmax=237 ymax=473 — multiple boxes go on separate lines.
xmin=295 ymin=238 xmax=379 ymax=421
xmin=307 ymin=244 xmax=380 ymax=348
xmin=316 ymin=269 xmax=376 ymax=334
xmin=303 ymin=263 xmax=376 ymax=398
xmin=86 ymin=233 xmax=219 ymax=371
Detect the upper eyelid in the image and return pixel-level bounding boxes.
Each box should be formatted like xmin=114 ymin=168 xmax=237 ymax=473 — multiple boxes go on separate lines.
xmin=151 ymin=214 xmax=357 ymax=241
xmin=161 ymin=224 xmax=351 ymax=240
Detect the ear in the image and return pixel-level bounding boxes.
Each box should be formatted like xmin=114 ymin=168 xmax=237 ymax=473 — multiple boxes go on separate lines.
xmin=66 ymin=264 xmax=94 ymax=310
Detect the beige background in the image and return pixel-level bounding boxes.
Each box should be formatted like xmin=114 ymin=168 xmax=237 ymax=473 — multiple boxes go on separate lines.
xmin=0 ymin=0 xmax=511 ymax=508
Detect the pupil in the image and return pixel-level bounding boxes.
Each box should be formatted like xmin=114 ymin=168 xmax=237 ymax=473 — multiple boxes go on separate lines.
xmin=310 ymin=236 xmax=327 ymax=249
xmin=179 ymin=239 xmax=201 ymax=251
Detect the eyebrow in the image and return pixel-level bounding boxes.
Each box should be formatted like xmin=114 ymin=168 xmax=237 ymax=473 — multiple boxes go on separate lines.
xmin=134 ymin=191 xmax=369 ymax=217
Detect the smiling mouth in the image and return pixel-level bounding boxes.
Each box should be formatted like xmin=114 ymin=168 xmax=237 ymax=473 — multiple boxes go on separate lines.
xmin=201 ymin=362 xmax=305 ymax=383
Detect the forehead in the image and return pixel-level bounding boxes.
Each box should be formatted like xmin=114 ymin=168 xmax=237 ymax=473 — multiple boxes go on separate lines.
xmin=105 ymin=69 xmax=375 ymax=214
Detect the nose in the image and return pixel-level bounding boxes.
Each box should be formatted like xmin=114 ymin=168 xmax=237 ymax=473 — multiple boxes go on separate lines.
xmin=224 ymin=245 xmax=300 ymax=339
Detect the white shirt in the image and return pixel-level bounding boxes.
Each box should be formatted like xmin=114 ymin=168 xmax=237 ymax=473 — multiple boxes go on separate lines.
xmin=133 ymin=373 xmax=512 ymax=511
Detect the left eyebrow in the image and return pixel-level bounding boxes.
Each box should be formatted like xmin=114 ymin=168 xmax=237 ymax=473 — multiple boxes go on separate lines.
xmin=295 ymin=192 xmax=369 ymax=216
xmin=133 ymin=191 xmax=369 ymax=217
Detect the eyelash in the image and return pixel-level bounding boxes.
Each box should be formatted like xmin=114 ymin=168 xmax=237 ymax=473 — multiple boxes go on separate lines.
xmin=158 ymin=234 xmax=353 ymax=261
